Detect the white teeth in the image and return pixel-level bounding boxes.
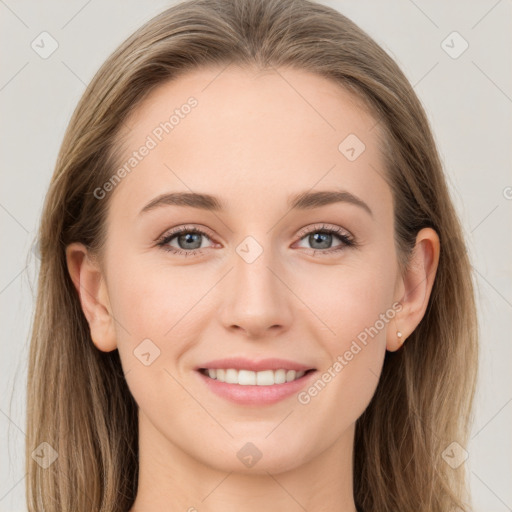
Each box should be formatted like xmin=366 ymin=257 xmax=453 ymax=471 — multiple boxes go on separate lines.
xmin=203 ymin=368 xmax=308 ymax=385
xmin=239 ymin=370 xmax=256 ymax=385
xmin=274 ymin=369 xmax=286 ymax=384
xmin=225 ymin=369 xmax=238 ymax=384
xmin=256 ymin=370 xmax=274 ymax=386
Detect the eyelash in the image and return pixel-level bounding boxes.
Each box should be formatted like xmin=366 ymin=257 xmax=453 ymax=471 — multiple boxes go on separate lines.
xmin=155 ymin=223 xmax=357 ymax=258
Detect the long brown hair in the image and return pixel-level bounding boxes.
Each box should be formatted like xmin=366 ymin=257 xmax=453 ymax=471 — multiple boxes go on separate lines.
xmin=26 ymin=0 xmax=478 ymax=510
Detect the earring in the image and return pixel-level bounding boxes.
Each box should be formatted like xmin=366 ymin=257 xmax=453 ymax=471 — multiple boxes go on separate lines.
xmin=397 ymin=331 xmax=403 ymax=344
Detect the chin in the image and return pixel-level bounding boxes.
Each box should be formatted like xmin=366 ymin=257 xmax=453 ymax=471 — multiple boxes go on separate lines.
xmin=195 ymin=437 xmax=309 ymax=475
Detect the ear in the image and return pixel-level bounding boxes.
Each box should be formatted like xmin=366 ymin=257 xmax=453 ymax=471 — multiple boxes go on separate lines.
xmin=387 ymin=227 xmax=440 ymax=352
xmin=65 ymin=242 xmax=117 ymax=352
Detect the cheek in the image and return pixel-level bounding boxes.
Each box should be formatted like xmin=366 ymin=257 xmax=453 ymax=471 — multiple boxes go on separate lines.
xmin=296 ymin=279 xmax=390 ymax=438
xmin=107 ymin=259 xmax=208 ymax=412
xmin=291 ymin=253 xmax=396 ymax=344
xmin=291 ymin=255 xmax=395 ymax=409
xmin=108 ymin=256 xmax=206 ymax=338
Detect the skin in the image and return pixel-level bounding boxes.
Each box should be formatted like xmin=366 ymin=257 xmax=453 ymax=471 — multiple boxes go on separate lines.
xmin=66 ymin=65 xmax=440 ymax=512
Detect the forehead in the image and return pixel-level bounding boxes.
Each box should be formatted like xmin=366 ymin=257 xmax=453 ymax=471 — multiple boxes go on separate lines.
xmin=122 ymin=65 xmax=378 ymax=149
xmin=109 ymin=65 xmax=390 ymax=219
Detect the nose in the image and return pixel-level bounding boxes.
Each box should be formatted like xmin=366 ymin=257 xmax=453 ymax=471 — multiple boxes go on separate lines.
xmin=218 ymin=240 xmax=293 ymax=339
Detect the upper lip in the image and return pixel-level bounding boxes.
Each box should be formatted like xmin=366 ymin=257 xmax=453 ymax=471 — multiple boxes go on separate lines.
xmin=196 ymin=357 xmax=316 ymax=372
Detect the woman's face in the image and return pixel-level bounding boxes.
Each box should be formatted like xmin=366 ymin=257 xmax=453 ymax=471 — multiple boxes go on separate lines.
xmin=71 ymin=66 xmax=420 ymax=475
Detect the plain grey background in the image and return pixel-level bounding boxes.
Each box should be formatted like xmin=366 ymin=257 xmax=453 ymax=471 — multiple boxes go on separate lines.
xmin=1 ymin=1 xmax=511 ymax=510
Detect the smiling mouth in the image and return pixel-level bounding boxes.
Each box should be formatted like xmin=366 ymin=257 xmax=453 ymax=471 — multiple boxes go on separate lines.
xmin=198 ymin=368 xmax=316 ymax=385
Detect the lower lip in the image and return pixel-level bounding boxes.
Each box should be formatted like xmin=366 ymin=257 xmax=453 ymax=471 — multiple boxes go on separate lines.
xmin=196 ymin=370 xmax=317 ymax=405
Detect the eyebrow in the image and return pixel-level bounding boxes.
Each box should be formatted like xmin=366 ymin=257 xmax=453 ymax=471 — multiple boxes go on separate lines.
xmin=139 ymin=189 xmax=373 ymax=217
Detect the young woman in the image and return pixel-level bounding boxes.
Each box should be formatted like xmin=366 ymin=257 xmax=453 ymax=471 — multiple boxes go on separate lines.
xmin=26 ymin=0 xmax=478 ymax=510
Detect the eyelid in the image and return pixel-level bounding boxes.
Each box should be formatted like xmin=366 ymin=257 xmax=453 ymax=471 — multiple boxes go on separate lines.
xmin=157 ymin=224 xmax=217 ymax=243
xmin=295 ymin=222 xmax=353 ymax=240
xmin=156 ymin=223 xmax=351 ymax=243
